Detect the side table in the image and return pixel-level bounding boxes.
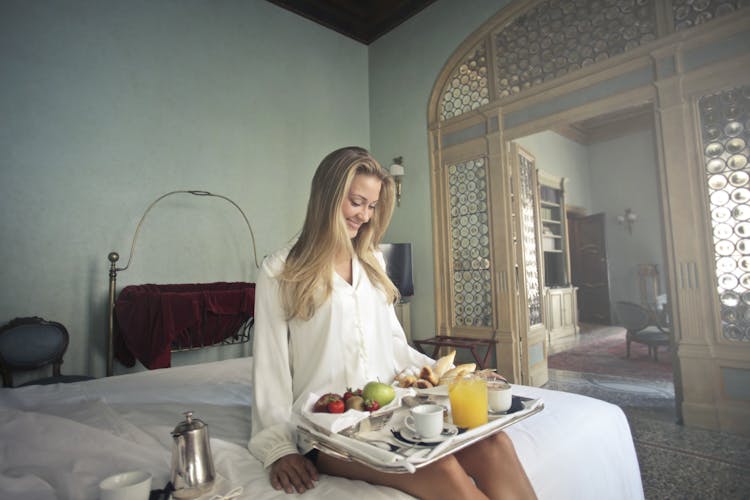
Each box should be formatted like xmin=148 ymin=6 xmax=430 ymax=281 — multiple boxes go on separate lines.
xmin=413 ymin=336 xmax=497 ymax=369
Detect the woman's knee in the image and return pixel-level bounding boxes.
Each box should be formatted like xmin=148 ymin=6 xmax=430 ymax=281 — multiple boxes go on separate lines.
xmin=474 ymin=432 xmax=518 ymax=460
xmin=428 ymin=454 xmax=465 ymax=478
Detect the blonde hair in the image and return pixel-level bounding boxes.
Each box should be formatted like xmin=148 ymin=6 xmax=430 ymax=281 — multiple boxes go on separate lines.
xmin=280 ymin=146 xmax=399 ymax=320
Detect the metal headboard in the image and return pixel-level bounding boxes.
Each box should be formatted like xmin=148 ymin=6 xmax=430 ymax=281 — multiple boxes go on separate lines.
xmin=106 ymin=190 xmax=259 ymax=376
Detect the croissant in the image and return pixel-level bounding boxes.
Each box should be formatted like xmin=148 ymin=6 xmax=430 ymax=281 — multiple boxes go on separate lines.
xmin=419 ymin=365 xmax=439 ymax=386
xmin=415 ymin=379 xmax=434 ymax=389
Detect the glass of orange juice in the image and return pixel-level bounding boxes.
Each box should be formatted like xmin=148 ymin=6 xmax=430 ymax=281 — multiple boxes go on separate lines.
xmin=448 ymin=375 xmax=488 ymax=429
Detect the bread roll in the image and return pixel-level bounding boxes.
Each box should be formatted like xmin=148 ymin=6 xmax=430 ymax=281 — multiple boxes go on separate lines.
xmin=414 ymin=379 xmax=434 ymax=389
xmin=433 ymin=351 xmax=456 ymax=378
xmin=419 ymin=365 xmax=439 ymax=386
xmin=401 ymin=375 xmax=418 ymax=388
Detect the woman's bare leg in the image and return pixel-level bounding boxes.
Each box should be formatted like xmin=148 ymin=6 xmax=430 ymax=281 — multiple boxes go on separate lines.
xmin=316 ymin=452 xmax=488 ymax=500
xmin=454 ymin=432 xmax=536 ymax=500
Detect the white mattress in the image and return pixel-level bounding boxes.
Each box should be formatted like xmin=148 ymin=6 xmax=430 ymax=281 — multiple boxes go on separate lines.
xmin=0 ymin=358 xmax=643 ymax=499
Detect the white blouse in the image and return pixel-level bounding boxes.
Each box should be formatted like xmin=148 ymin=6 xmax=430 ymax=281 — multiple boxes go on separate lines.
xmin=248 ymin=244 xmax=433 ymax=468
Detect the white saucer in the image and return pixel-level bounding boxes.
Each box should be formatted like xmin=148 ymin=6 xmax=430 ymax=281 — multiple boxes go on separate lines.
xmin=488 ymin=408 xmax=511 ymax=416
xmin=393 ymin=424 xmax=459 ymax=445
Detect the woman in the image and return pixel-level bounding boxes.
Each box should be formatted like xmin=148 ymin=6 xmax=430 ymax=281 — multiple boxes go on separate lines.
xmin=249 ymin=147 xmax=536 ymax=499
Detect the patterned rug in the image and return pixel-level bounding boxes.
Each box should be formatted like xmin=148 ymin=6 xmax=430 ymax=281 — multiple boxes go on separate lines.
xmin=548 ymin=325 xmax=674 ymax=382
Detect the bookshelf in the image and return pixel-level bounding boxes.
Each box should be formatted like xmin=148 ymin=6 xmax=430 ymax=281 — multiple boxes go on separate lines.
xmin=537 ymin=171 xmax=578 ymax=348
xmin=538 ymin=173 xmax=570 ymax=287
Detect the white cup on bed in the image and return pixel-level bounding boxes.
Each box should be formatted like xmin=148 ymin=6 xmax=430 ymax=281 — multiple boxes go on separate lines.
xmin=99 ymin=471 xmax=152 ymax=500
xmin=403 ymin=403 xmax=444 ymax=438
xmin=487 ymin=381 xmax=513 ymax=413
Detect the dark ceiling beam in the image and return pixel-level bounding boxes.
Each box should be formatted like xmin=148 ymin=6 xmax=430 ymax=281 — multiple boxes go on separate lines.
xmin=266 ymin=0 xmax=438 ymax=44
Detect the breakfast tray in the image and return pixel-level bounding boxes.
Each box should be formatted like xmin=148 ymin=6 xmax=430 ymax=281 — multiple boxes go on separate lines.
xmin=296 ymin=394 xmax=544 ymax=473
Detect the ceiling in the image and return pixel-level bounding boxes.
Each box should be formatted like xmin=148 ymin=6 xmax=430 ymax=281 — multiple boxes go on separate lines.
xmin=554 ymin=103 xmax=655 ymax=145
xmin=267 ymin=0 xmax=438 ymax=45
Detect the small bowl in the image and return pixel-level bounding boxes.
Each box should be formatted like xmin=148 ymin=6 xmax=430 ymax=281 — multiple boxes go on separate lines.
xmin=99 ymin=471 xmax=152 ymax=500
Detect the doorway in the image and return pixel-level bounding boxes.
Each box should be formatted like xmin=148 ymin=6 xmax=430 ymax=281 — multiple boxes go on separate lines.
xmin=569 ymin=213 xmax=612 ymax=324
xmin=512 ymin=102 xmax=676 ymax=398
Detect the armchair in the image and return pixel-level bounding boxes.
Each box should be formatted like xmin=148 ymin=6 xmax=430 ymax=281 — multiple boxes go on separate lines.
xmin=613 ymin=301 xmax=671 ymax=362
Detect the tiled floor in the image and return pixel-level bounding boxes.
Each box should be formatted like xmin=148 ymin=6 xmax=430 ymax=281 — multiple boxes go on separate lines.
xmin=544 ymin=369 xmax=750 ymax=499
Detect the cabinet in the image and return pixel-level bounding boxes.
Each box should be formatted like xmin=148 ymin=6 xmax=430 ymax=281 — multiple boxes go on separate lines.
xmin=545 ymin=286 xmax=579 ymax=352
xmin=538 ymin=172 xmax=578 ymax=349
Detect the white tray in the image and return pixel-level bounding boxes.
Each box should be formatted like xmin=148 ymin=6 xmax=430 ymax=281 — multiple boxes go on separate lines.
xmin=297 ymin=395 xmax=544 ymax=473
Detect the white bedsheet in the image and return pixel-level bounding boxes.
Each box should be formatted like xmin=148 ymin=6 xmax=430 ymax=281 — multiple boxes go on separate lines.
xmin=0 ymin=358 xmax=643 ymax=499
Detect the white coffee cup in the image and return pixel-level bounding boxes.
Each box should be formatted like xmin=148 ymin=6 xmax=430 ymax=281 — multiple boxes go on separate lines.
xmin=403 ymin=403 xmax=444 ymax=438
xmin=487 ymin=381 xmax=513 ymax=413
xmin=99 ymin=471 xmax=152 ymax=500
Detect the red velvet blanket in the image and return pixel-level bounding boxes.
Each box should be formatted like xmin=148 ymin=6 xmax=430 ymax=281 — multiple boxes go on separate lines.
xmin=114 ymin=282 xmax=255 ymax=369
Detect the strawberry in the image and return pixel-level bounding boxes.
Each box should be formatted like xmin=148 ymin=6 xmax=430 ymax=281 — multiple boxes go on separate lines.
xmin=327 ymin=399 xmax=345 ymax=413
xmin=364 ymin=399 xmax=380 ymax=412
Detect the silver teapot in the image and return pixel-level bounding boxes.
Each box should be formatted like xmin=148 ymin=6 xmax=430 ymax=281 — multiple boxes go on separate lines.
xmin=170 ymin=411 xmax=216 ymax=499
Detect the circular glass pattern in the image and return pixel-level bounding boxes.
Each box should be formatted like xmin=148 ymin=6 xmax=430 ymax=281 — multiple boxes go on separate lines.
xmin=716 ymin=240 xmax=734 ymax=256
xmin=731 ymin=188 xmax=750 ymax=204
xmin=705 ymin=142 xmax=724 ymax=157
xmin=733 ymin=205 xmax=750 ymax=221
xmin=723 ymin=325 xmax=743 ymax=341
xmin=710 ymin=190 xmax=730 ymax=206
xmin=736 ymin=222 xmax=750 ymax=237
xmin=728 ymin=155 xmax=748 ymax=170
xmin=714 ymin=223 xmax=733 ymax=239
xmin=713 ymin=206 xmax=732 ymax=222
xmin=440 ymin=43 xmax=490 ymax=120
xmin=720 ymin=274 xmax=739 ymax=290
xmin=738 ymin=240 xmax=750 ymax=255
xmin=448 ymin=158 xmax=492 ymax=327
xmin=708 ymin=174 xmax=728 ymax=190
xmin=729 ymin=171 xmax=749 ymax=187
xmin=727 ymin=138 xmax=747 ymax=154
xmin=706 ymin=158 xmax=725 ymax=174
xmin=724 ymin=121 xmax=744 ymax=137
xmin=717 ymin=257 xmax=737 ymax=273
xmin=721 ymin=291 xmax=740 ymax=307
xmin=490 ymin=0 xmax=656 ymax=104
xmin=722 ymin=307 xmax=738 ymax=323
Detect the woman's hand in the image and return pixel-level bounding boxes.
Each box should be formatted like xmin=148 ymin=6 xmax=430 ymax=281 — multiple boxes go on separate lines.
xmin=270 ymin=453 xmax=319 ymax=494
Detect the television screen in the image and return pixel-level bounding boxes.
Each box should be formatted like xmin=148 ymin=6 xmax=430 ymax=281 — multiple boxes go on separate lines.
xmin=379 ymin=243 xmax=414 ymax=298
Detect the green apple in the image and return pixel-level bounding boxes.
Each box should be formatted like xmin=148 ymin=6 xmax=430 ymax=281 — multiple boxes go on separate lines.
xmin=362 ymin=381 xmax=396 ymax=407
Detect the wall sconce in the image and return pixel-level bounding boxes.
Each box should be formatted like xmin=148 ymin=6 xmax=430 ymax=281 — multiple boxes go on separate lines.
xmin=389 ymin=156 xmax=405 ymax=207
xmin=616 ymin=208 xmax=638 ymax=234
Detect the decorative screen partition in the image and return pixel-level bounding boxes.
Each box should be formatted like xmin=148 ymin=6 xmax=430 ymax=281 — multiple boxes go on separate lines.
xmin=438 ymin=0 xmax=748 ymax=122
xmin=447 ymin=157 xmax=493 ymax=328
xmin=700 ymin=84 xmax=750 ymax=342
xmin=492 ymin=0 xmax=657 ymax=98
xmin=518 ymin=154 xmax=542 ymax=326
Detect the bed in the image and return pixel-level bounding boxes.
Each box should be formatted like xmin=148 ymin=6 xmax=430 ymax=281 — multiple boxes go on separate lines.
xmin=105 ymin=190 xmax=259 ymax=375
xmin=0 ymin=357 xmax=644 ymax=500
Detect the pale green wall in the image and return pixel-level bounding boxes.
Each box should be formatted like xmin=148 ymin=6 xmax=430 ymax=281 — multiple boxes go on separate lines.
xmin=0 ymin=0 xmax=370 ymax=378
xmin=370 ymin=0 xmax=511 ymax=341
xmin=515 ymin=131 xmax=594 ymax=212
xmin=589 ymin=129 xmax=665 ymax=306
